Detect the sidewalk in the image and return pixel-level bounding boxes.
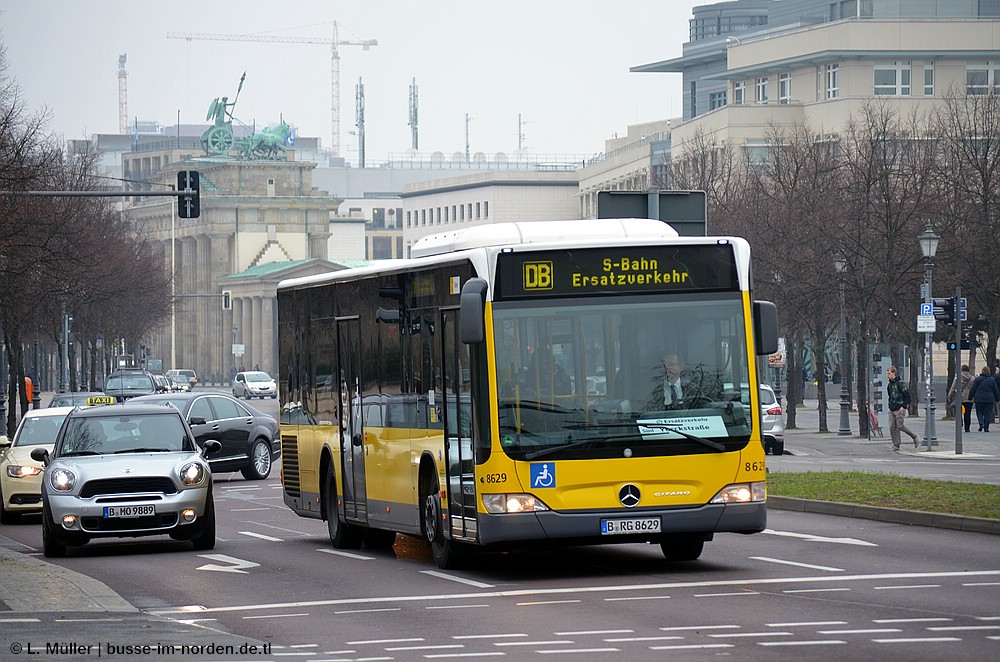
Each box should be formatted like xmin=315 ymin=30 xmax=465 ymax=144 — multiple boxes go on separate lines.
xmin=782 ymin=398 xmax=997 ymax=460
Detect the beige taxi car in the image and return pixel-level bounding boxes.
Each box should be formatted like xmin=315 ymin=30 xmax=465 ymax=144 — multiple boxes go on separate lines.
xmin=0 ymin=406 xmax=75 ymax=523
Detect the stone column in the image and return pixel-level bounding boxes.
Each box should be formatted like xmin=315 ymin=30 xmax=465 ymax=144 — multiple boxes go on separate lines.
xmin=241 ymin=296 xmax=253 ymax=373
xmin=260 ymin=294 xmax=275 ymax=374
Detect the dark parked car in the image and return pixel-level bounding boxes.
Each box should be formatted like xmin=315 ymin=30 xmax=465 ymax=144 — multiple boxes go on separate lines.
xmin=130 ymin=392 xmax=279 ymax=480
xmin=104 ymin=369 xmax=158 ymax=402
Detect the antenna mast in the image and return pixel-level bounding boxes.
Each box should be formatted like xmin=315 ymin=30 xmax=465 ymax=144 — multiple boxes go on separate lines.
xmin=408 ymin=78 xmax=419 ymax=150
xmin=118 ymin=54 xmax=128 ymax=135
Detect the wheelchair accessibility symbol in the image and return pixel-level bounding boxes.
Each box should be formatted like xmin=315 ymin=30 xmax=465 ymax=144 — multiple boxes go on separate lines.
xmin=530 ymin=463 xmax=555 ymax=488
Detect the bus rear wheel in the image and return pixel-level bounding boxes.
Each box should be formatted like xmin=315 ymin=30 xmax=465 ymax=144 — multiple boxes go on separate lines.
xmin=325 ymin=470 xmax=362 ymax=549
xmin=660 ymin=534 xmax=705 ymax=562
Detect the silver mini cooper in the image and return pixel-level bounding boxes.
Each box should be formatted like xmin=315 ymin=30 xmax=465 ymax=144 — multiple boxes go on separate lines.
xmin=31 ymin=402 xmax=220 ymax=557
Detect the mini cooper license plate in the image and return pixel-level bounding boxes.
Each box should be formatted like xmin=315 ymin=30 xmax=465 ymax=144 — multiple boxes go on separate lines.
xmin=103 ymin=505 xmax=155 ymax=518
xmin=601 ymin=517 xmax=661 ymax=535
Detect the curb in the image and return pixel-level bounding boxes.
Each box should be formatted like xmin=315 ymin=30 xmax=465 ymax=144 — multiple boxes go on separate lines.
xmin=0 ymin=544 xmax=136 ymax=612
xmin=768 ymin=496 xmax=1000 ymax=536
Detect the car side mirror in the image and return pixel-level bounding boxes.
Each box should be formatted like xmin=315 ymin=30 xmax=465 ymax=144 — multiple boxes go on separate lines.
xmin=201 ymin=439 xmax=222 ymax=457
xmin=30 ymin=447 xmax=50 ymax=465
xmin=189 ymin=416 xmax=207 ymax=426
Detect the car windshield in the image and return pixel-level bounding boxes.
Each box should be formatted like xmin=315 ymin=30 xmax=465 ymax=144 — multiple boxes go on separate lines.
xmin=106 ymin=375 xmax=152 ymax=390
xmin=50 ymin=393 xmax=93 ymax=407
xmin=245 ymin=372 xmax=272 ymax=382
xmin=59 ymin=413 xmax=192 ymax=455
xmin=492 ymin=295 xmax=753 ymax=460
xmin=14 ymin=414 xmax=68 ymax=446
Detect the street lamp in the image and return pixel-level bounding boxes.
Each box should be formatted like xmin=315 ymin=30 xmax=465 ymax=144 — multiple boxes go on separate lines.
xmin=918 ymin=222 xmax=939 ymax=450
xmin=835 ymin=256 xmax=851 ymax=436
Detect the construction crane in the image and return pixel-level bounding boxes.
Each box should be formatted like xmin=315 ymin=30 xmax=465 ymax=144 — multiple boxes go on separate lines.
xmin=118 ymin=54 xmax=128 ymax=135
xmin=167 ymin=21 xmax=377 ymax=158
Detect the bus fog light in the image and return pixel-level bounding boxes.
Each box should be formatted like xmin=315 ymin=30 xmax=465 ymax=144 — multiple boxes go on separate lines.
xmin=181 ymin=509 xmax=197 ymax=522
xmin=483 ymin=493 xmax=550 ymax=514
xmin=710 ymin=481 xmax=766 ymax=504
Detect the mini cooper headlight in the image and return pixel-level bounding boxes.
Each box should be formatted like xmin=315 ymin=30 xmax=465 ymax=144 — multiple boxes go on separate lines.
xmin=179 ymin=461 xmax=206 ymax=486
xmin=49 ymin=468 xmax=77 ymax=492
xmin=6 ymin=465 xmax=42 ymax=478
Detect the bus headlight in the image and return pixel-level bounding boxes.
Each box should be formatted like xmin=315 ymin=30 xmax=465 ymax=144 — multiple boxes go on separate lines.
xmin=710 ymin=482 xmax=766 ymax=504
xmin=483 ymin=493 xmax=550 ymax=514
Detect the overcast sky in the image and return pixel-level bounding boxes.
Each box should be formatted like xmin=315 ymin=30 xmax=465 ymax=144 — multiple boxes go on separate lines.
xmin=1 ymin=1 xmax=700 ymax=162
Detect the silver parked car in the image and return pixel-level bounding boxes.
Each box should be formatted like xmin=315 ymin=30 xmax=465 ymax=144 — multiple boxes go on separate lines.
xmin=30 ymin=402 xmax=221 ymax=557
xmin=232 ymin=370 xmax=277 ymax=400
xmin=759 ymin=383 xmax=785 ymax=455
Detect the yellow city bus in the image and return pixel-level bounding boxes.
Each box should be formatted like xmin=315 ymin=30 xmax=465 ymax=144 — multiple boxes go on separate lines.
xmin=276 ymin=218 xmax=777 ymax=568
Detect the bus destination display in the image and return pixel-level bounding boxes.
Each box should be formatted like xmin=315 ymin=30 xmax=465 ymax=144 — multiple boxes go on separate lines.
xmin=496 ymin=245 xmax=738 ymax=300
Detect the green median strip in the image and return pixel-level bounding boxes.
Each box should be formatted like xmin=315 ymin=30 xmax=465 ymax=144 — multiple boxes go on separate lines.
xmin=767 ymin=471 xmax=1000 ymax=521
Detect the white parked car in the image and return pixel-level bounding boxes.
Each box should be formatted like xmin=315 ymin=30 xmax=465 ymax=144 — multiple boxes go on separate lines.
xmin=0 ymin=407 xmax=74 ymax=523
xmin=233 ymin=371 xmax=277 ymax=399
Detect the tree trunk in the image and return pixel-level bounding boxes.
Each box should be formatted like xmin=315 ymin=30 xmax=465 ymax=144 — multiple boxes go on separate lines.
xmin=855 ymin=336 xmax=870 ymax=438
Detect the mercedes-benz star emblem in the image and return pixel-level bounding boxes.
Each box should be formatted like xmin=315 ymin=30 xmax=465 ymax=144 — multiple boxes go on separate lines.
xmin=618 ymin=484 xmax=641 ymax=508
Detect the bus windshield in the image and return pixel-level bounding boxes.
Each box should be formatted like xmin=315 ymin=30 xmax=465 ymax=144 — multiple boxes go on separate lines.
xmin=492 ymin=294 xmax=753 ymax=460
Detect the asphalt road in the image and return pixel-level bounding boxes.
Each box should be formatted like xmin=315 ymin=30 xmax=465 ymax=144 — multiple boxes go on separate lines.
xmin=0 ymin=388 xmax=996 ymax=661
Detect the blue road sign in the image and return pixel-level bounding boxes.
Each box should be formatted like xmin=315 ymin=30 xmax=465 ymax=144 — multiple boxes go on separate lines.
xmin=920 ymin=303 xmax=932 ymax=316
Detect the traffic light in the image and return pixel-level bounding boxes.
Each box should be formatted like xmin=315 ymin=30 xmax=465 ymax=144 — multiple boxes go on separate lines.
xmin=932 ymin=297 xmax=956 ymax=324
xmin=177 ymin=170 xmax=200 ymax=219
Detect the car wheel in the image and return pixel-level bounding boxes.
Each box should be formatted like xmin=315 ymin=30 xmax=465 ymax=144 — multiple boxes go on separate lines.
xmin=42 ymin=510 xmax=68 ymax=558
xmin=0 ymin=487 xmax=21 ymax=524
xmin=241 ymin=439 xmax=272 ymax=480
xmin=772 ymin=441 xmax=785 ymax=455
xmin=191 ymin=492 xmax=216 ymax=551
xmin=324 ymin=470 xmax=363 ymax=549
xmin=660 ymin=534 xmax=705 ymax=562
xmin=233 ymin=390 xmax=238 ymax=398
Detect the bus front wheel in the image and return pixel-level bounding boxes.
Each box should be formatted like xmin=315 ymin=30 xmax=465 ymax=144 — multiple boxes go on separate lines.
xmin=660 ymin=534 xmax=705 ymax=562
xmin=423 ymin=482 xmax=466 ymax=569
xmin=324 ymin=470 xmax=363 ymax=549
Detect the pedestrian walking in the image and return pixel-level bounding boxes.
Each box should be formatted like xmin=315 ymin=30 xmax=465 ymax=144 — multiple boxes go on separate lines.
xmin=947 ymin=364 xmax=975 ymax=433
xmin=968 ymin=367 xmax=1000 ymax=432
xmin=886 ymin=366 xmax=920 ymax=450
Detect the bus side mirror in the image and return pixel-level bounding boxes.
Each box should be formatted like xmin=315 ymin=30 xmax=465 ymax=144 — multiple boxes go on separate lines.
xmin=753 ymin=300 xmax=778 ymax=355
xmin=460 ymin=278 xmax=488 ymax=344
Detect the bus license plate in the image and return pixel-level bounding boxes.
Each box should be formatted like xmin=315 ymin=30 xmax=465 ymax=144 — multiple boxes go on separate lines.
xmin=601 ymin=517 xmax=661 ymax=535
xmin=104 ymin=505 xmax=155 ymax=518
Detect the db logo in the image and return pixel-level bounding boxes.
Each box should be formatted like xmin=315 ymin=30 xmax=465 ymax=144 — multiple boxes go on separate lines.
xmin=523 ymin=261 xmax=553 ymax=290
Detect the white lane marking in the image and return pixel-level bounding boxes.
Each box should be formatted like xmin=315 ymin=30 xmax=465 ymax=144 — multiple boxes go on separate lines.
xmin=750 ymin=556 xmax=844 ymax=572
xmin=347 ymin=637 xmax=423 ymax=645
xmin=757 ymin=640 xmax=847 ymax=646
xmin=317 ymin=548 xmax=375 ymax=560
xmin=149 ymin=569 xmax=1000 ymax=615
xmin=660 ymin=625 xmax=739 ymax=631
xmin=873 ymin=584 xmax=941 ymax=590
xmin=694 ymin=591 xmax=760 ymax=597
xmin=556 ymin=630 xmax=633 ymax=636
xmin=874 ymin=618 xmax=952 ymax=623
xmin=385 ymin=644 xmax=464 ymax=651
xmin=708 ymin=632 xmax=792 ymax=638
xmin=964 ymin=582 xmax=1000 ymax=586
xmin=427 ymin=604 xmax=491 ymax=610
xmin=239 ymin=531 xmax=283 ymax=542
xmin=0 ymin=618 xmax=41 ymax=622
xmin=650 ymin=644 xmax=733 ymax=650
xmin=763 ymin=528 xmax=878 ymax=546
xmin=604 ymin=636 xmax=684 ymax=643
xmin=452 ymin=634 xmax=527 ymax=640
xmin=420 ymin=570 xmax=494 ymax=588
xmin=196 ymin=554 xmax=260 ymax=574
xmin=977 ymin=616 xmax=1000 ymax=620
xmin=927 ymin=625 xmax=1000 ymax=631
xmin=604 ymin=595 xmax=670 ymax=601
xmin=494 ymin=640 xmax=574 ymax=647
xmin=536 ymin=649 xmax=620 ymax=655
xmin=335 ymin=608 xmax=402 ymax=615
xmin=767 ymin=621 xmax=847 ymax=627
xmin=783 ymin=588 xmax=851 ymax=594
xmin=818 ymin=628 xmax=901 ymax=634
xmin=242 ymin=612 xmax=309 ymax=620
xmin=872 ymin=637 xmax=962 ymax=643
xmin=424 ymin=654 xmax=505 ymax=659
xmin=515 ymin=600 xmax=582 ymax=606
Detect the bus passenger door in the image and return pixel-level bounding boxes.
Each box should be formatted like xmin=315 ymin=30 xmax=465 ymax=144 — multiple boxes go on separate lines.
xmin=337 ymin=317 xmax=367 ymax=523
xmin=441 ymin=307 xmax=477 ymax=542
